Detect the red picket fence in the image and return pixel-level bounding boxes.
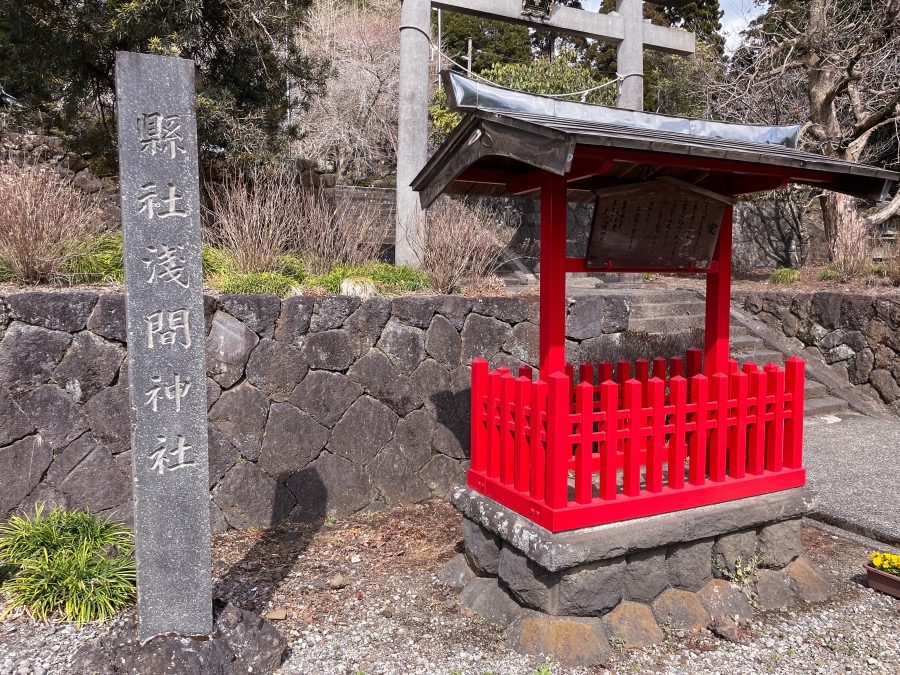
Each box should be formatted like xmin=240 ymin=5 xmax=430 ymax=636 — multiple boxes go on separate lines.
xmin=468 ymin=349 xmax=806 ymax=532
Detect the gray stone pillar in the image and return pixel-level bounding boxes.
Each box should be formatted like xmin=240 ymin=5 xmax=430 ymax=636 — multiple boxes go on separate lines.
xmin=615 ymin=0 xmax=644 ymax=110
xmin=396 ymin=0 xmax=432 ymax=267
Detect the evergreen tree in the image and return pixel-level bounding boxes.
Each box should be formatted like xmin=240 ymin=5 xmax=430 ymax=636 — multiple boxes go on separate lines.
xmin=665 ymin=0 xmax=725 ymax=53
xmin=437 ymin=11 xmax=532 ymax=74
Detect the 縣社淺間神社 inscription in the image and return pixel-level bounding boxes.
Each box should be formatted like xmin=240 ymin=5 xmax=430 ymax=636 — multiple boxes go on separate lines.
xmin=586 ymin=178 xmax=735 ymax=271
xmin=115 ymin=51 xmax=212 ymax=644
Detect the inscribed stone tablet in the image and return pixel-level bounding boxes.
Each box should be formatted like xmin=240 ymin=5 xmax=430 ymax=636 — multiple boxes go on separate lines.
xmin=115 ymin=51 xmax=212 ymax=643
xmin=585 ymin=178 xmax=733 ymax=270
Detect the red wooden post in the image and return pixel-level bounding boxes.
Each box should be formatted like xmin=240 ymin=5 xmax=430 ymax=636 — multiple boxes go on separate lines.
xmin=519 ymin=364 xmax=534 ymax=380
xmin=689 ymin=374 xmax=709 ymax=486
xmin=575 ymin=382 xmax=593 ymax=504
xmin=616 ymin=360 xmax=631 ymax=384
xmin=515 ymin=375 xmax=532 ymax=491
xmin=704 ymin=205 xmax=733 ymax=375
xmin=599 ymin=380 xmax=618 ymax=500
xmin=747 ymin=369 xmax=766 ymax=475
xmin=598 ymin=361 xmax=613 ymax=383
xmin=784 ymin=357 xmax=805 ymax=469
xmin=653 ymin=357 xmax=668 ymax=381
xmin=647 ymin=378 xmax=665 ymax=493
xmin=669 ymin=376 xmax=687 ymax=489
xmin=709 ymin=373 xmax=729 ymax=482
xmin=766 ymin=365 xmax=785 ymax=472
xmin=539 ymin=174 xmax=568 ymax=381
xmin=470 ymin=359 xmax=489 ymax=473
xmin=487 ymin=370 xmax=501 ymax=479
xmin=686 ymin=348 xmax=703 ymax=378
xmin=635 ymin=359 xmax=650 ymax=383
xmin=623 ymin=379 xmax=642 ymax=497
xmin=670 ymin=356 xmax=684 ymax=378
xmin=500 ymin=374 xmax=515 ymax=484
xmin=580 ymin=362 xmax=594 ymax=386
xmin=730 ymin=370 xmax=748 ymax=479
xmin=530 ymin=380 xmax=548 ymax=500
xmin=546 ymin=372 xmax=570 ymax=509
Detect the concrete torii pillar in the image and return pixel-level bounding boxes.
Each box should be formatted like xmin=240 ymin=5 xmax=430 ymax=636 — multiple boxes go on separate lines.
xmin=396 ymin=0 xmax=695 ymax=266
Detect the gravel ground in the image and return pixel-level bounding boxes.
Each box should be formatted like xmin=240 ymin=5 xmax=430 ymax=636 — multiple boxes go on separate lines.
xmin=0 ymin=502 xmax=897 ymax=675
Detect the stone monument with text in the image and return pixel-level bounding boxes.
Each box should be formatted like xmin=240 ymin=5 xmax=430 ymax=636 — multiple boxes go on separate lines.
xmin=115 ymin=51 xmax=212 ymax=643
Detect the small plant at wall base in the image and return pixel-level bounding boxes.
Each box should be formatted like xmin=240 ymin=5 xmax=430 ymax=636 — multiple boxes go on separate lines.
xmin=866 ymin=551 xmax=900 ymax=599
xmin=769 ymin=267 xmax=801 ymax=285
xmin=0 ymin=505 xmax=136 ymax=624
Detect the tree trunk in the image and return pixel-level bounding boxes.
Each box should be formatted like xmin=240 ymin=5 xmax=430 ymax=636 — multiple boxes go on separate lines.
xmin=821 ymin=191 xmax=870 ymax=262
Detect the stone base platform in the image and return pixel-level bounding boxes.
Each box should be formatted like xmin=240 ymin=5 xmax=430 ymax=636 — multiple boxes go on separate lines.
xmin=441 ymin=486 xmax=833 ymax=666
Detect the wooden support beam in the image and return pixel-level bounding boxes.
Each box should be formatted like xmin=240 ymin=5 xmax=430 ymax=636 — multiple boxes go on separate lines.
xmin=539 ymin=173 xmax=568 ymax=380
xmin=704 ymin=206 xmax=733 ymax=375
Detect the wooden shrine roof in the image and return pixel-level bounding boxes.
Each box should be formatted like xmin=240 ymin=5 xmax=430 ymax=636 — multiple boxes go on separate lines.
xmin=412 ymin=78 xmax=899 ymax=208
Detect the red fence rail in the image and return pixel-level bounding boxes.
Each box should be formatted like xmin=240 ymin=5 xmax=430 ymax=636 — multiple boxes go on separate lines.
xmin=469 ymin=350 xmax=806 ymax=532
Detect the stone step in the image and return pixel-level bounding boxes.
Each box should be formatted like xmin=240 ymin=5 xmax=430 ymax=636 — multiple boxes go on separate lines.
xmin=629 ymin=300 xmax=706 ymax=319
xmin=733 ymin=350 xmax=786 ymax=368
xmin=730 ymin=334 xmax=765 ymax=352
xmin=804 ymin=380 xmax=829 ymax=401
xmin=805 ymin=395 xmax=850 ymax=417
xmin=602 ymin=289 xmax=701 ymax=304
xmin=628 ymin=314 xmax=706 ymax=333
xmin=730 ymin=325 xmax=751 ymax=337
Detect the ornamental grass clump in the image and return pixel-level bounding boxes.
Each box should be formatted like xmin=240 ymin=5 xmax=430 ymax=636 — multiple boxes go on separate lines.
xmin=0 ymin=505 xmax=135 ymax=624
xmin=870 ymin=551 xmax=900 ymax=577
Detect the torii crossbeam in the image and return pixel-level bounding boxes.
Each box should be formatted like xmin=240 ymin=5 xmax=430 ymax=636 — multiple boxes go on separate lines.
xmin=396 ymin=0 xmax=696 ymax=266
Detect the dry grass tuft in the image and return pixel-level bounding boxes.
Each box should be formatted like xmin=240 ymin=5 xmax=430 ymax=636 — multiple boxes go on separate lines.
xmin=422 ymin=198 xmax=517 ymax=294
xmin=0 ymin=161 xmax=104 ymax=284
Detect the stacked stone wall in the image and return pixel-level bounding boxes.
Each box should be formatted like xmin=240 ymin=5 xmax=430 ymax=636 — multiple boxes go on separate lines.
xmin=0 ymin=291 xmax=634 ymax=532
xmin=736 ymin=291 xmax=900 ymax=416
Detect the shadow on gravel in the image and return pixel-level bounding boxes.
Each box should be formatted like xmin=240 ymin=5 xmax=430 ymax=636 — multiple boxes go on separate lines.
xmin=212 ymin=472 xmax=326 ymax=617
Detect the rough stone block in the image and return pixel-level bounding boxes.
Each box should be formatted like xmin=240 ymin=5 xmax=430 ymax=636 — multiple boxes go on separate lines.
xmin=207 ymin=377 xmax=222 ymax=409
xmin=209 ymin=383 xmax=269 ymax=461
xmin=213 ymin=461 xmax=295 ymax=529
xmin=435 ymin=296 xmax=473 ymax=330
xmin=756 ymin=519 xmax=802 ymax=569
xmin=0 ymin=436 xmax=52 ymax=515
xmin=472 ymin=297 xmax=527 ymax=325
xmin=391 ymin=296 xmax=436 ymax=328
xmin=87 ymin=294 xmax=127 ymax=342
xmin=327 ymin=395 xmax=397 ymax=464
xmin=0 ymin=386 xmax=34 ymax=447
xmin=566 ymin=296 xmax=605 ymax=340
xmin=6 ymin=291 xmax=98 ymax=331
xmin=300 ymin=328 xmax=357 ymax=371
xmin=558 ymin=557 xmax=626 ymax=616
xmin=419 ymin=454 xmax=465 ymax=497
xmin=602 ymin=601 xmax=664 ymax=649
xmin=257 ymin=403 xmax=329 ymax=478
xmin=507 ymin=610 xmax=611 ymax=668
xmin=753 ymin=569 xmax=795 ymax=611
xmin=205 ymin=311 xmax=259 ymax=388
xmin=17 ymin=483 xmax=71 ymax=518
xmin=208 ymin=424 xmax=240 ymax=489
xmin=696 ymin=579 xmax=753 ymax=621
xmin=273 ymin=296 xmax=315 ymax=346
xmin=53 ymin=331 xmax=124 ymax=402
xmin=219 ymin=294 xmax=281 ymax=338
xmin=462 ymin=518 xmax=503 ymax=576
xmin=348 ymin=349 xmax=423 ymax=415
xmin=848 ymin=348 xmax=875 ymax=385
xmin=46 ymin=435 xmax=131 ymax=513
xmin=437 ymin=553 xmax=476 ymax=589
xmin=461 ymin=313 xmax=511 ymax=363
xmin=412 ymin=359 xmax=452 ymax=413
xmin=502 ymin=321 xmax=539 ymax=365
xmin=624 ymin=547 xmax=668 ymax=603
xmin=870 ymin=369 xmax=900 ymax=403
xmin=432 ymin=420 xmax=468 ymax=460
xmin=288 ymin=451 xmax=376 ymax=518
xmin=377 ymin=319 xmax=425 ymax=373
xmin=19 ymin=384 xmax=89 ymax=451
xmin=245 ymin=339 xmax=307 ymax=401
xmin=81 ymin=385 xmax=128 ymax=456
xmin=666 ymin=538 xmax=714 ymax=591
xmin=810 ymin=293 xmax=842 ymax=330
xmin=499 ymin=545 xmax=558 ymax=611
xmin=424 ymin=314 xmax=461 ymax=367
xmin=712 ymin=530 xmax=758 ymax=578
xmin=310 ymin=296 xmax=360 ymax=332
xmin=459 ymin=577 xmax=522 ymax=626
xmin=0 ymin=322 xmax=72 ymax=393
xmin=289 ymin=369 xmax=362 ymax=427
xmin=368 ymin=442 xmax=431 ymax=505
xmin=344 ymin=298 xmax=392 ymax=355
xmin=785 ymin=555 xmax=832 ymax=604
xmin=651 ymin=589 xmax=710 ymax=632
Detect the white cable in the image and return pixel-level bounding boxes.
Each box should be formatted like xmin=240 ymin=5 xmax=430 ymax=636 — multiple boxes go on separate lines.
xmin=400 ymin=24 xmax=620 ymax=101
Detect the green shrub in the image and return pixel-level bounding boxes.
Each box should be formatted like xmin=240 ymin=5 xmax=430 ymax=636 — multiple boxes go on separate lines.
xmin=818 ymin=268 xmax=841 ymax=281
xmin=202 ymin=245 xmax=232 ymax=279
xmin=276 ymin=254 xmax=309 ymax=284
xmin=0 ymin=506 xmax=135 ymax=623
xmin=769 ymin=268 xmax=802 ymax=284
xmin=60 ymin=233 xmax=125 ymax=284
xmin=0 ymin=257 xmax=12 ymax=283
xmin=305 ymin=263 xmax=430 ymax=295
xmin=213 ymin=271 xmax=298 ymax=296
